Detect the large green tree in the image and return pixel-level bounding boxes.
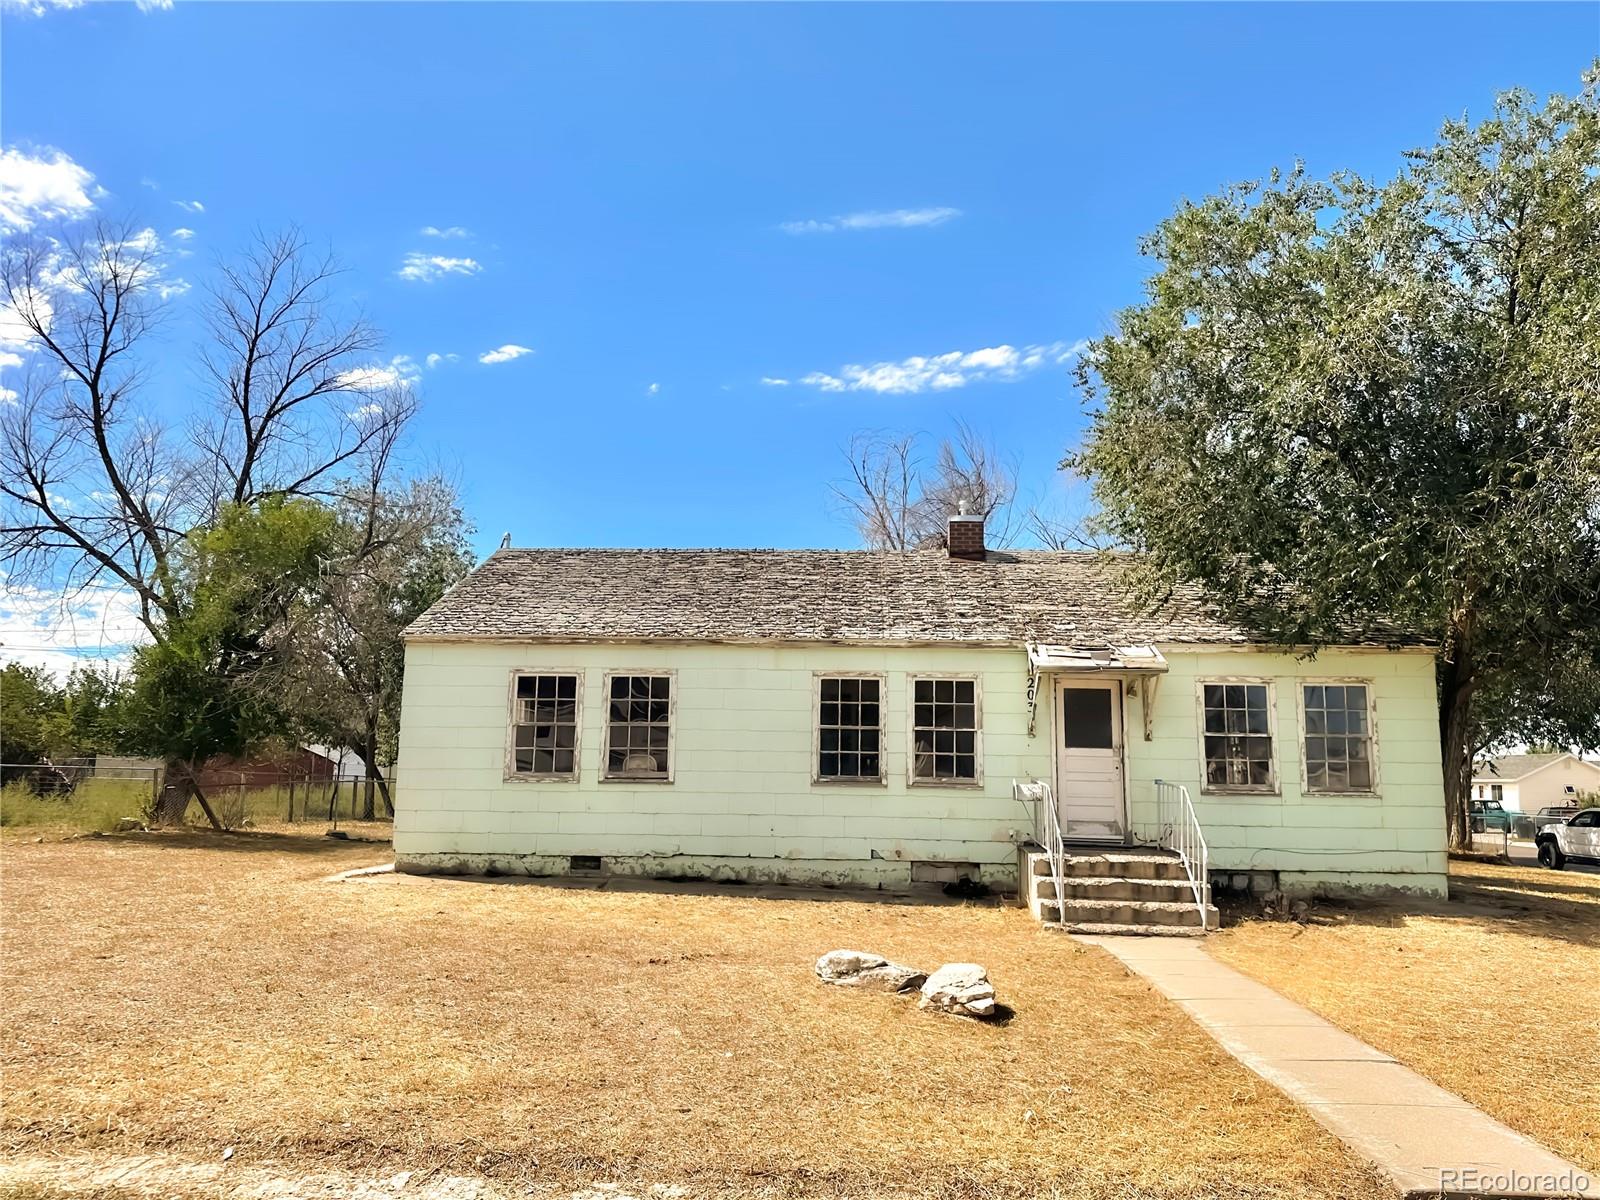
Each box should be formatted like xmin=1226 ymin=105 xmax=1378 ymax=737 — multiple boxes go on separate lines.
xmin=2 ymin=225 xmax=416 ymax=823
xmin=120 ymin=498 xmax=337 ymax=825
xmin=1072 ymin=71 xmax=1600 ymax=848
xmin=277 ymin=478 xmax=475 ymax=818
xmin=0 ymin=663 xmax=131 ymax=772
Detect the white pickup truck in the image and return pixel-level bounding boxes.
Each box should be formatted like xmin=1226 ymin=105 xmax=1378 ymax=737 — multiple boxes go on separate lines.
xmin=1535 ymin=808 xmax=1600 ymax=870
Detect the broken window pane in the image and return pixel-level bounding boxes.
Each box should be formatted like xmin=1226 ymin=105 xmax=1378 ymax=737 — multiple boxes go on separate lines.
xmin=511 ymin=674 xmax=581 ymax=777
xmin=603 ymin=675 xmax=671 ymax=779
xmin=817 ymin=677 xmax=883 ymax=781
xmin=1201 ymin=682 xmax=1274 ymax=789
xmin=912 ymin=678 xmax=980 ymax=782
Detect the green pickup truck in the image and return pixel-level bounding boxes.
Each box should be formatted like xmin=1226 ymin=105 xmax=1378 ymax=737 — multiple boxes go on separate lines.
xmin=1468 ymin=798 xmax=1514 ymax=834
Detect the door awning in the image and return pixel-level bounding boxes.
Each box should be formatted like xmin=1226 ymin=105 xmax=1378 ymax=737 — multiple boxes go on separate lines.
xmin=1027 ymin=643 xmax=1168 ymax=674
xmin=1025 ymin=643 xmax=1169 ymax=740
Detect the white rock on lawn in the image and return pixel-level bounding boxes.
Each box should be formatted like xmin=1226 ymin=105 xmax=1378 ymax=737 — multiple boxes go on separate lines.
xmin=918 ymin=962 xmax=996 ymax=1018
xmin=814 ymin=949 xmax=927 ymax=993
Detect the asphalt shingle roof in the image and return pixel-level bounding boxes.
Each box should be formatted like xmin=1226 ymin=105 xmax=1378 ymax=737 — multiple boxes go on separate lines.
xmin=405 ymin=547 xmax=1416 ymax=648
xmin=1472 ymin=753 xmax=1595 ymax=781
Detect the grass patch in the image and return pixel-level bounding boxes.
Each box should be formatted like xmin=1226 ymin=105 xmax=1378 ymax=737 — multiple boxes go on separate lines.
xmin=0 ymin=832 xmax=1388 ymax=1199
xmin=0 ymin=778 xmax=152 ymax=834
xmin=0 ymin=777 xmax=389 ymax=838
xmin=1211 ymin=859 xmax=1599 ymax=1175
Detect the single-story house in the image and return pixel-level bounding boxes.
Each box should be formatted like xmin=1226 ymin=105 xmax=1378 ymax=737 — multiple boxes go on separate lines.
xmin=394 ymin=514 xmax=1447 ymax=908
xmin=1472 ymin=752 xmax=1600 ymax=816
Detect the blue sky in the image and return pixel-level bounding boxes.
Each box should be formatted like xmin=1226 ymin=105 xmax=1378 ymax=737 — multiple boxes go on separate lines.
xmin=1 ymin=1 xmax=1595 ymax=577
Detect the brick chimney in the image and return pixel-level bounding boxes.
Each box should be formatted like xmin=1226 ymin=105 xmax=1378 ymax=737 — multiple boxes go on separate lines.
xmin=947 ymin=508 xmax=986 ymax=561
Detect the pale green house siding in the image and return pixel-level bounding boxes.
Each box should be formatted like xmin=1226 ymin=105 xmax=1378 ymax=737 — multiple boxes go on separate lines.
xmin=1124 ymin=647 xmax=1446 ymax=896
xmin=394 ymin=640 xmax=1445 ymax=896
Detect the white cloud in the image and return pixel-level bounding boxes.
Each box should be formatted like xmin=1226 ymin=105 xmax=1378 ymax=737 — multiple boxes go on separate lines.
xmin=0 ymin=385 xmax=18 ymax=404
xmin=646 ymin=382 xmax=660 ymax=396
xmin=156 ymin=278 xmax=191 ymax=301
xmin=121 ymin=227 xmax=160 ymax=254
xmin=0 ymin=0 xmax=81 ymax=15
xmin=397 ymin=252 xmax=482 ymax=283
xmin=172 ymin=199 xmax=204 ymax=214
xmin=760 ymin=377 xmax=791 ymax=387
xmin=791 ymin=339 xmax=1088 ymax=395
xmin=780 ymin=207 xmax=962 ymax=236
xmin=0 ymin=298 xmax=42 ymax=357
xmin=5 ymin=0 xmax=167 ymax=12
xmin=0 ymin=578 xmax=147 ymax=677
xmin=420 ymin=225 xmax=471 ymax=239
xmin=478 ymin=344 xmax=533 ymax=365
xmin=0 ymin=350 xmax=22 ymax=370
xmin=0 ymin=146 xmax=97 ymax=232
xmin=335 ymin=354 xmax=419 ymax=393
xmin=424 ymin=352 xmax=458 ymax=369
xmin=170 ymin=227 xmax=195 ymax=240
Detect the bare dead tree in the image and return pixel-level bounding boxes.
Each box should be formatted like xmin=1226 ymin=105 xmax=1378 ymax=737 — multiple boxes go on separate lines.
xmin=1026 ymin=482 xmax=1115 ymax=551
xmin=1 ymin=222 xmax=416 ymax=824
xmin=832 ymin=432 xmax=922 ymax=550
xmin=191 ymin=230 xmax=413 ymax=514
xmin=832 ymin=423 xmax=1020 ymax=550
xmin=915 ymin=420 xmax=1020 ymax=547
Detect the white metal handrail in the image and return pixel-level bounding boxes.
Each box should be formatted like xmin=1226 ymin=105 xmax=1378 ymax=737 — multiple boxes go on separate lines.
xmin=1014 ymin=778 xmax=1066 ymax=929
xmin=1154 ymin=779 xmax=1210 ymax=928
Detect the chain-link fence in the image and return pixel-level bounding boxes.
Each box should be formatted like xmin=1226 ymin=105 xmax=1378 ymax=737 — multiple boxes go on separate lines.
xmin=0 ymin=760 xmax=395 ymax=831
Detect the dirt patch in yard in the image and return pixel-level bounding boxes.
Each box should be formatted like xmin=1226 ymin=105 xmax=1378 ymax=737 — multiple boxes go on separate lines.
xmin=0 ymin=832 xmax=1389 ymax=1199
xmin=1211 ymin=859 xmax=1599 ymax=1176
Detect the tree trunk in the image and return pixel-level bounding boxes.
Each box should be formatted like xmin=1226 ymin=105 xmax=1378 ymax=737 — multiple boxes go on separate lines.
xmin=152 ymin=761 xmax=224 ymax=831
xmin=1439 ymin=636 xmax=1476 ymax=853
xmin=354 ymin=732 xmax=392 ymax=818
xmin=153 ymin=759 xmax=192 ymax=826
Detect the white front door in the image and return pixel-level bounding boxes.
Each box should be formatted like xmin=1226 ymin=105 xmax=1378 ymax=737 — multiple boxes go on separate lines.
xmin=1055 ymin=681 xmax=1126 ymax=842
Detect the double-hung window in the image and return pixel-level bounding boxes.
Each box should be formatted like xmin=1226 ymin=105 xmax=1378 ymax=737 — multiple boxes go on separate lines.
xmin=1302 ymin=683 xmax=1376 ymax=792
xmin=816 ymin=676 xmax=883 ymax=782
xmin=911 ymin=677 xmax=980 ymax=784
xmin=510 ymin=673 xmax=580 ymax=778
xmin=604 ymin=674 xmax=672 ymax=780
xmin=1201 ymin=682 xmax=1275 ymax=790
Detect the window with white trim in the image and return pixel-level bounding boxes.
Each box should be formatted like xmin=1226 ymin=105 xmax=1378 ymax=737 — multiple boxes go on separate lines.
xmin=511 ymin=673 xmax=580 ymax=777
xmin=604 ymin=674 xmax=671 ymax=779
xmin=911 ymin=678 xmax=979 ymax=783
xmin=817 ymin=677 xmax=882 ymax=781
xmin=1202 ymin=682 xmax=1274 ymax=789
xmin=1302 ymin=683 xmax=1374 ymax=792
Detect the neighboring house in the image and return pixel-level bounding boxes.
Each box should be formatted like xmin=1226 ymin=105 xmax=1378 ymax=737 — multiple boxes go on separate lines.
xmin=395 ymin=514 xmax=1447 ymax=900
xmin=1472 ymin=753 xmax=1600 ymax=816
xmin=304 ymin=744 xmax=385 ymax=778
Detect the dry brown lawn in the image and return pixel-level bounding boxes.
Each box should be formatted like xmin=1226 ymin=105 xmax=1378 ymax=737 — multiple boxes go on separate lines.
xmin=1211 ymin=858 xmax=1600 ymax=1176
xmin=0 ymin=831 xmax=1390 ymax=1200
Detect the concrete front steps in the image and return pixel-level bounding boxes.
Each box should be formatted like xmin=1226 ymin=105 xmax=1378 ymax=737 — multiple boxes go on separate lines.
xmin=1022 ymin=845 xmax=1218 ymax=935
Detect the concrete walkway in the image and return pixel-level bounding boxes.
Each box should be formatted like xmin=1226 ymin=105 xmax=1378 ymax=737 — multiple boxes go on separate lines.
xmin=1079 ymin=935 xmax=1594 ymax=1200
